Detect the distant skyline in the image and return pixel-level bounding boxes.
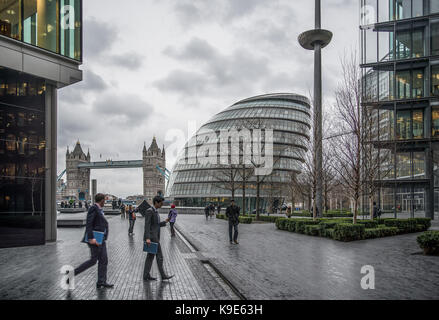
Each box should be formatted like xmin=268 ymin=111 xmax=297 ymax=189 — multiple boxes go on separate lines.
xmin=58 ymin=0 xmax=359 ymax=197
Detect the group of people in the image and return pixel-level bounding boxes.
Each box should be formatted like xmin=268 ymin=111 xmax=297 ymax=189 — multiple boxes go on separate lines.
xmin=72 ymin=194 xmax=176 ymax=289
xmin=71 ymin=194 xmax=241 ymax=289
xmin=204 ymin=203 xmax=221 ymax=220
xmin=60 ymin=200 xmax=89 ymax=210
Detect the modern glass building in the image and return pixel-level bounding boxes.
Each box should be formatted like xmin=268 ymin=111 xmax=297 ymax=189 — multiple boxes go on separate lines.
xmin=166 ymin=93 xmax=311 ymax=210
xmin=360 ymin=0 xmax=439 ymax=219
xmin=0 ymin=0 xmax=82 ymax=248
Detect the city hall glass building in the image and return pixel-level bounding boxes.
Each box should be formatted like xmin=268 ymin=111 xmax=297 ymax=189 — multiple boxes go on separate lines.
xmin=166 ymin=93 xmax=311 ymax=210
xmin=360 ymin=0 xmax=439 ymax=219
xmin=0 ymin=0 xmax=82 ymax=248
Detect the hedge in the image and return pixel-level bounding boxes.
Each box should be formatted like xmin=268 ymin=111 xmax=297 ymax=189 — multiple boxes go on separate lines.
xmin=305 ymin=224 xmax=323 ymax=237
xmin=289 ymin=212 xmax=353 ymax=218
xmin=239 ymin=216 xmax=253 ymax=224
xmin=333 ymin=224 xmax=365 ymax=242
xmin=364 ymin=227 xmax=398 ymax=239
xmin=417 ymin=231 xmax=439 ymax=255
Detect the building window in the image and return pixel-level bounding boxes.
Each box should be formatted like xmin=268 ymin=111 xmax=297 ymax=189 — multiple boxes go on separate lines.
xmin=0 ymin=0 xmax=21 ymax=40
xmin=412 ymin=69 xmax=424 ymax=98
xmin=395 ymin=0 xmax=412 ymax=20
xmin=396 ymin=70 xmax=411 ymax=99
xmin=396 ymin=110 xmax=411 ymax=139
xmin=396 ymin=152 xmax=411 ymax=179
xmin=432 ymin=107 xmax=439 ymax=137
xmin=413 ymin=152 xmax=426 ymax=179
xmin=1 ymin=0 xmax=82 ymax=60
xmin=432 ymin=65 xmax=439 ymax=96
xmin=431 ymin=0 xmax=439 ymax=14
xmin=432 ymin=20 xmax=439 ymax=56
xmin=412 ymin=28 xmax=424 ymax=58
xmin=412 ymin=109 xmax=424 ymax=139
xmin=396 ymin=29 xmax=411 ymax=60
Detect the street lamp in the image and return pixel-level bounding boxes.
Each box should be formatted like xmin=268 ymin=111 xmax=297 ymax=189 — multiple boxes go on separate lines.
xmin=298 ymin=0 xmax=332 ymax=218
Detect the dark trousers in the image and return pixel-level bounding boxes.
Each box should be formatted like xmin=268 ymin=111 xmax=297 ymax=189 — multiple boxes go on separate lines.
xmin=74 ymin=242 xmax=108 ymax=285
xmin=170 ymin=222 xmax=176 ymax=236
xmin=129 ymin=220 xmax=135 ymax=234
xmin=143 ymin=243 xmax=166 ymax=278
xmin=229 ymin=222 xmax=239 ymax=242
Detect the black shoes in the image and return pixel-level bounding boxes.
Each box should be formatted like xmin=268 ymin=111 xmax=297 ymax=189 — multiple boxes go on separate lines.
xmin=234 ymin=240 xmax=239 ymax=245
xmin=161 ymin=275 xmax=175 ymax=281
xmin=144 ymin=275 xmax=157 ymax=281
xmin=97 ymin=283 xmax=114 ymax=289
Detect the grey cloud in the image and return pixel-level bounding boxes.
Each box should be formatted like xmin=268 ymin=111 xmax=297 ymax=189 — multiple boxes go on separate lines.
xmin=58 ymin=69 xmax=108 ymax=105
xmin=83 ymin=17 xmax=117 ymax=58
xmin=109 ymin=52 xmax=144 ymax=70
xmin=93 ymin=93 xmax=154 ymax=125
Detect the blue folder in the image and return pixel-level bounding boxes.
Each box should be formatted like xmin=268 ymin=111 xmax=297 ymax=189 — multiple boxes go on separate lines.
xmin=84 ymin=231 xmax=105 ymax=245
xmin=143 ymin=241 xmax=158 ymax=254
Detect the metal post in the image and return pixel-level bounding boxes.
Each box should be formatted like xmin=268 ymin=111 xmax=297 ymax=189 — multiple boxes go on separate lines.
xmin=299 ymin=0 xmax=332 ymax=218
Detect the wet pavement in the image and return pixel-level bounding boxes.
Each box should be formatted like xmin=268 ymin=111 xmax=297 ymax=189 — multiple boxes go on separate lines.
xmin=174 ymin=215 xmax=439 ymax=300
xmin=0 ymin=215 xmax=237 ymax=300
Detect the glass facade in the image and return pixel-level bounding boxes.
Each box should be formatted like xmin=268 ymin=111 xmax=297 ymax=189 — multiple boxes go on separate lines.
xmin=0 ymin=67 xmax=46 ymax=248
xmin=0 ymin=0 xmax=82 ymax=60
xmin=360 ymin=0 xmax=437 ymax=219
xmin=166 ymin=94 xmax=311 ymax=210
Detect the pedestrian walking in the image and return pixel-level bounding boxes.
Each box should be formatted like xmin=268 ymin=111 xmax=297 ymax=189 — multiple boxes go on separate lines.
xmin=226 ymin=199 xmax=240 ymax=245
xmin=120 ymin=203 xmax=126 ymax=219
xmin=204 ymin=205 xmax=210 ymax=221
xmin=128 ymin=205 xmax=136 ymax=236
xmin=217 ymin=204 xmax=221 ymax=215
xmin=143 ymin=196 xmax=174 ymax=281
xmin=72 ymin=193 xmax=114 ymax=289
xmin=168 ymin=204 xmax=178 ymax=237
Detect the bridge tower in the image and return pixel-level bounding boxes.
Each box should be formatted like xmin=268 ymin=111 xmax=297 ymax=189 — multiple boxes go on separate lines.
xmin=66 ymin=141 xmax=91 ymax=201
xmin=143 ymin=137 xmax=166 ymax=203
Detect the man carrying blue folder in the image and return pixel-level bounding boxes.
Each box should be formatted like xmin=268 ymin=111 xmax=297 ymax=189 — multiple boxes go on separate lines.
xmin=73 ymin=193 xmax=114 ymax=289
xmin=143 ymin=196 xmax=174 ymax=281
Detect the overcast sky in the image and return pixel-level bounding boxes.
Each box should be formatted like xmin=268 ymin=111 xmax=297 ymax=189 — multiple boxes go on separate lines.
xmin=58 ymin=0 xmax=359 ymax=197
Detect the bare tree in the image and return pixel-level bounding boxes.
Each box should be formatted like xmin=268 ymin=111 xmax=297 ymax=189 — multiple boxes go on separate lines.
xmin=331 ymin=52 xmax=365 ymax=224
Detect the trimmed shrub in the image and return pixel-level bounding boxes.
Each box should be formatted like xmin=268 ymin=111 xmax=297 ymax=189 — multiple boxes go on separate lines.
xmin=411 ymin=218 xmax=431 ymax=231
xmin=384 ymin=219 xmax=417 ymax=233
xmin=333 ymin=223 xmax=366 ymax=242
xmin=357 ymin=220 xmax=379 ymax=228
xmin=295 ymin=220 xmax=320 ymax=234
xmin=322 ymin=228 xmax=334 ymax=238
xmin=305 ymin=224 xmax=323 ymax=237
xmin=287 ymin=219 xmax=297 ymax=232
xmin=276 ymin=218 xmax=289 ymax=230
xmin=216 ymin=214 xmax=226 ymax=220
xmin=417 ymin=231 xmax=439 ymax=255
xmin=364 ymin=227 xmax=398 ymax=239
xmin=239 ymin=216 xmax=252 ymax=224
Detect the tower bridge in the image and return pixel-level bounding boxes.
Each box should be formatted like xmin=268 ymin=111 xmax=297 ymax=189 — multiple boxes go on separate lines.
xmin=64 ymin=137 xmax=166 ymax=202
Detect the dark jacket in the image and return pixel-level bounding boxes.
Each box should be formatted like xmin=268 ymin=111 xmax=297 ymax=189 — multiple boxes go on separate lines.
xmin=128 ymin=209 xmax=136 ymax=221
xmin=143 ymin=207 xmax=167 ymax=243
xmin=226 ymin=205 xmax=240 ymax=224
xmin=82 ymin=204 xmax=109 ymax=242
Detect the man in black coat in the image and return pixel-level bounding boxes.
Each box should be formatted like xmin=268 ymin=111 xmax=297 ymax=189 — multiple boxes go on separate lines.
xmin=73 ymin=193 xmax=114 ymax=289
xmin=143 ymin=196 xmax=174 ymax=281
xmin=226 ymin=199 xmax=240 ymax=245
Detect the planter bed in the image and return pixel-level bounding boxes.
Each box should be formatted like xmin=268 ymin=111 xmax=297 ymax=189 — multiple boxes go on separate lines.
xmin=276 ymin=217 xmax=431 ymax=242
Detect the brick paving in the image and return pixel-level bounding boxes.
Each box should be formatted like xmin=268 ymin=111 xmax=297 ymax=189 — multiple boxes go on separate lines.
xmin=0 ymin=215 xmax=236 ymax=300
xmin=175 ymin=215 xmax=439 ymax=300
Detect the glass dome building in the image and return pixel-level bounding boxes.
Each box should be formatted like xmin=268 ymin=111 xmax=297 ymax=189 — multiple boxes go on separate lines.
xmin=166 ymin=93 xmax=311 ymax=210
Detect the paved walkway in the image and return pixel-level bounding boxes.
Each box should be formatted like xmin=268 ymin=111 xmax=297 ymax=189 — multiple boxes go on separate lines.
xmin=0 ymin=215 xmax=237 ymax=300
xmin=175 ymin=215 xmax=439 ymax=300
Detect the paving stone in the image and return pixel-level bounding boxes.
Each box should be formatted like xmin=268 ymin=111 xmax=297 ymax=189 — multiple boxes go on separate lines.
xmin=0 ymin=215 xmax=234 ymax=300
xmin=175 ymin=215 xmax=439 ymax=300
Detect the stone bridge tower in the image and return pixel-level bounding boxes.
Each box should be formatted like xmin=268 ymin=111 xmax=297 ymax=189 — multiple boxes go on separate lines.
xmin=66 ymin=141 xmax=91 ymax=201
xmin=143 ymin=137 xmax=166 ymax=203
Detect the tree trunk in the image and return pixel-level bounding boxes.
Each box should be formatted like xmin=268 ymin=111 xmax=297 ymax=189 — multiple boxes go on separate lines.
xmin=242 ymin=176 xmax=246 ymax=216
xmin=256 ymin=176 xmax=260 ymax=220
xmin=369 ymin=194 xmax=374 ymax=221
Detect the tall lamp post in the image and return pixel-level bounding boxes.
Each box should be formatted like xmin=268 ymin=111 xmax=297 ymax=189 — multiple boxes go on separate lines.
xmin=298 ymin=0 xmax=332 ymax=218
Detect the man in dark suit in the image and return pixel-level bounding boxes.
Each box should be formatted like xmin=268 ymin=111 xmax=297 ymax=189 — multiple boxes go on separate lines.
xmin=226 ymin=199 xmax=240 ymax=245
xmin=143 ymin=196 xmax=174 ymax=281
xmin=73 ymin=193 xmax=114 ymax=289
